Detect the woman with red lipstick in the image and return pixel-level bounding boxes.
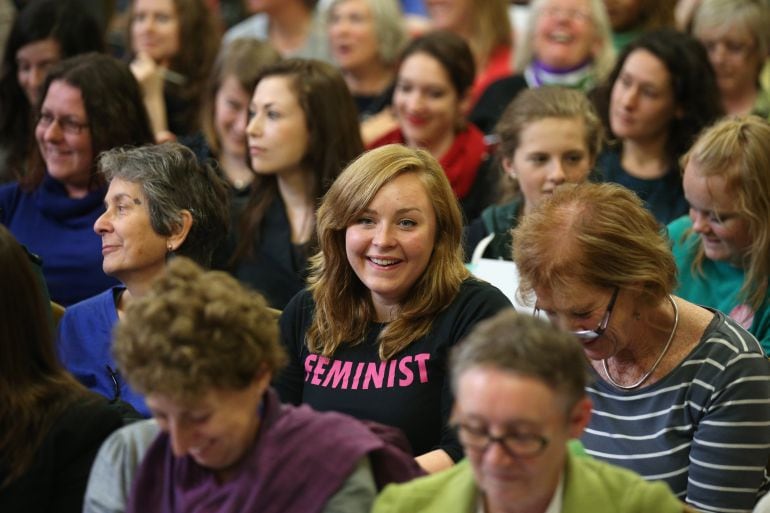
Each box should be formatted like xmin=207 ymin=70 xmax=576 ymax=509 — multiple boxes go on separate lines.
xmin=367 ymin=31 xmax=493 ymax=221
xmin=57 ymin=143 xmax=229 ymax=418
xmin=593 ymin=29 xmax=722 ymax=225
xmin=127 ymin=0 xmax=220 ymax=141
xmin=513 ymin=182 xmax=770 ymax=512
xmin=470 ymin=0 xmax=615 ymax=134
xmin=229 ymin=59 xmax=364 ymax=310
xmin=277 ymin=145 xmax=511 ymax=474
xmin=0 ymin=53 xmax=153 ymax=306
xmin=669 ymin=116 xmax=770 ymax=356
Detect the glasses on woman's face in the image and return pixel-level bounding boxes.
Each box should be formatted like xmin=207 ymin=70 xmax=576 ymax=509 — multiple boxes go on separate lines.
xmin=454 ymin=421 xmax=549 ymax=458
xmin=539 ymin=6 xmax=592 ymax=23
xmin=535 ymin=287 xmax=619 ymax=341
xmin=37 ymin=111 xmax=90 ymax=135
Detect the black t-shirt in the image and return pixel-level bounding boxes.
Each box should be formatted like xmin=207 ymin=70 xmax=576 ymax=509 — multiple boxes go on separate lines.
xmin=276 ymin=279 xmax=512 ymax=461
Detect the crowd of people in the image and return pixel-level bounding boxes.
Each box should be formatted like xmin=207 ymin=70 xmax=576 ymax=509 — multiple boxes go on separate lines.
xmin=1 ymin=0 xmax=770 ymax=512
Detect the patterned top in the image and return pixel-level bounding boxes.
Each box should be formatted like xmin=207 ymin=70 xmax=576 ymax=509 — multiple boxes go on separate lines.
xmin=582 ymin=310 xmax=770 ymax=513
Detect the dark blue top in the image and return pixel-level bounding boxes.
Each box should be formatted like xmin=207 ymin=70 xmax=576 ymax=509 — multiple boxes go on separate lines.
xmin=597 ymin=147 xmax=688 ymax=226
xmin=0 ymin=176 xmax=118 ymax=305
xmin=277 ymin=279 xmax=512 ymax=461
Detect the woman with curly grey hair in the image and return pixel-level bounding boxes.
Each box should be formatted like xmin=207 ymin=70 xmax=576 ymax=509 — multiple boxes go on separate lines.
xmin=57 ymin=142 xmax=229 ymax=418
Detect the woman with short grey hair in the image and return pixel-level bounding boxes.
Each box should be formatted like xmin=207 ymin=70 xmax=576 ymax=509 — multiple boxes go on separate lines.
xmin=326 ymin=0 xmax=406 ymax=119
xmin=56 ymin=142 xmax=230 ymax=418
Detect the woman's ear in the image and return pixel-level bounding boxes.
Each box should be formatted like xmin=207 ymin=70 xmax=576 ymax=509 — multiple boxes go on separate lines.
xmin=567 ymin=396 xmax=592 ymax=438
xmin=167 ymin=209 xmax=193 ymax=252
xmin=502 ymin=155 xmax=518 ymax=180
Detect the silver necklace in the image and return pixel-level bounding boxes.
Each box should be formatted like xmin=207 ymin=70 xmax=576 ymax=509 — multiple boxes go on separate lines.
xmin=602 ymin=295 xmax=679 ymax=390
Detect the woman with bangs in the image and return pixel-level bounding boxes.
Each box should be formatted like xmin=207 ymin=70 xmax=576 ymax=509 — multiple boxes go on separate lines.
xmin=367 ymin=31 xmax=493 ymax=220
xmin=277 ymin=144 xmax=510 ymax=474
xmin=0 ymin=0 xmax=104 ymax=183
xmin=670 ymin=116 xmax=770 ymax=356
xmin=190 ymin=38 xmax=280 ymax=199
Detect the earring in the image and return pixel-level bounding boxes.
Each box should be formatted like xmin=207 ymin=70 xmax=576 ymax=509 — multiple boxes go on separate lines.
xmin=167 ymin=242 xmax=173 ymax=252
xmin=633 ymin=311 xmax=641 ymax=321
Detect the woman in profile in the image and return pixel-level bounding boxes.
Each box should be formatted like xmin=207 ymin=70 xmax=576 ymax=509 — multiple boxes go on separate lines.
xmin=230 ymin=58 xmax=364 ymax=309
xmin=0 ymin=225 xmax=121 ymax=513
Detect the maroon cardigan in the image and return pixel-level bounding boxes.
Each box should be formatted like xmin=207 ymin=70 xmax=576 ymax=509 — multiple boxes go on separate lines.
xmin=126 ymin=388 xmax=424 ymax=513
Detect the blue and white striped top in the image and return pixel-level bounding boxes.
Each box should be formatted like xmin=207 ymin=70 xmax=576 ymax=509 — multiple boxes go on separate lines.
xmin=583 ymin=311 xmax=770 ymax=513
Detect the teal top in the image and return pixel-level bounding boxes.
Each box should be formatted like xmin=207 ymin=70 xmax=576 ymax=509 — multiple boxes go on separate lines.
xmin=372 ymin=449 xmax=685 ymax=513
xmin=668 ymin=216 xmax=770 ymax=355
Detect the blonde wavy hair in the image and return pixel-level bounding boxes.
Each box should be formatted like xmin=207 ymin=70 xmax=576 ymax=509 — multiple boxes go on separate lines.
xmin=681 ymin=116 xmax=770 ymax=311
xmin=307 ymin=144 xmax=469 ymax=360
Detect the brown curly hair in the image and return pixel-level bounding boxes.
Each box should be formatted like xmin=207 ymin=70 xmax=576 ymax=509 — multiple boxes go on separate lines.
xmin=113 ymin=257 xmax=286 ymax=401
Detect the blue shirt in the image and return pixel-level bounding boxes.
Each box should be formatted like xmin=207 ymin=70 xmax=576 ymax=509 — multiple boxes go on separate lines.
xmin=0 ymin=176 xmax=118 ymax=305
xmin=57 ymin=287 xmax=149 ymax=417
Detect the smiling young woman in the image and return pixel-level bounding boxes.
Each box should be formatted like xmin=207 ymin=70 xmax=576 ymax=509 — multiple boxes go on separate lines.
xmin=669 ymin=116 xmax=770 ymax=356
xmin=277 ymin=144 xmax=510 ymax=474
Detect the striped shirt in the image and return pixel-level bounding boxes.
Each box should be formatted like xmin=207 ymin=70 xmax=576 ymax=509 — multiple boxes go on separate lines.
xmin=583 ymin=311 xmax=770 ymax=513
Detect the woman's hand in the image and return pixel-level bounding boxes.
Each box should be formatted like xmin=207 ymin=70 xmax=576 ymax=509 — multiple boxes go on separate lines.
xmin=415 ymin=449 xmax=454 ymax=474
xmin=130 ymin=51 xmax=164 ymax=98
xmin=130 ymin=51 xmax=171 ymax=142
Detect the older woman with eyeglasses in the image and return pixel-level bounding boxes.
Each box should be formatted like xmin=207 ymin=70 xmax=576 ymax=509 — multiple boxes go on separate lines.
xmin=373 ymin=310 xmax=688 ymax=513
xmin=512 ymin=182 xmax=770 ymax=513
xmin=0 ymin=53 xmax=154 ymax=306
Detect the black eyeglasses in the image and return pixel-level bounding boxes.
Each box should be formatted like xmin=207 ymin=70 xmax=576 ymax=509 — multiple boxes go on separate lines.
xmin=454 ymin=422 xmax=549 ymax=458
xmin=535 ymin=287 xmax=619 ymax=341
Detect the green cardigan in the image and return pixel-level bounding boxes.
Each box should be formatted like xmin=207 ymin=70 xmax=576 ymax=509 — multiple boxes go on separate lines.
xmin=372 ymin=451 xmax=685 ymax=513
